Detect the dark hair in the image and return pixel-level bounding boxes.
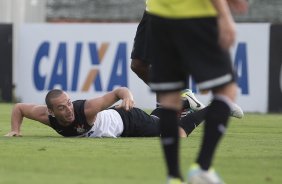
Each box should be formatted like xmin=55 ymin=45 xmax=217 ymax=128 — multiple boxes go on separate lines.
xmin=45 ymin=89 xmax=64 ymax=109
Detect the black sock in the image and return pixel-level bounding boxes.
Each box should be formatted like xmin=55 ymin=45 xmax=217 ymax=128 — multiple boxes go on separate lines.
xmin=178 ymin=107 xmax=208 ymax=135
xmin=196 ymin=99 xmax=231 ymax=170
xmin=159 ymin=108 xmax=181 ymax=178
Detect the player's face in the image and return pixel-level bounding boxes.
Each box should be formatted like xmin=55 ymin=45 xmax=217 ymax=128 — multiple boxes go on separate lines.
xmin=50 ymin=92 xmax=75 ymax=124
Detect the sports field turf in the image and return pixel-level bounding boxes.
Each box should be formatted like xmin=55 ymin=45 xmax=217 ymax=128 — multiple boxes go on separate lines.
xmin=0 ymin=103 xmax=282 ymax=184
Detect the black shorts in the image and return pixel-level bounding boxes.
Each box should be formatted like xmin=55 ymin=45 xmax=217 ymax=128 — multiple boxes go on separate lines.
xmin=113 ymin=107 xmax=160 ymax=137
xmin=147 ymin=14 xmax=235 ymax=92
xmin=130 ymin=11 xmax=151 ymax=64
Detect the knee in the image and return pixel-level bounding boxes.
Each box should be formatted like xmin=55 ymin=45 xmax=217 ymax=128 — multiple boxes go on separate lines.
xmin=212 ymin=82 xmax=237 ymax=101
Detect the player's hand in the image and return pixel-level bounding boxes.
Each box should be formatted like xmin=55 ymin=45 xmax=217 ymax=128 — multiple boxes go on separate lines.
xmin=218 ymin=15 xmax=236 ymax=50
xmin=115 ymin=97 xmax=135 ymax=111
xmin=227 ymin=0 xmax=249 ymax=14
xmin=4 ymin=131 xmax=22 ymax=137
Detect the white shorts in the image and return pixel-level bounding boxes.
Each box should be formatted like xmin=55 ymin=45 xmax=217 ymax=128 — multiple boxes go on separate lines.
xmin=83 ymin=109 xmax=124 ymax=138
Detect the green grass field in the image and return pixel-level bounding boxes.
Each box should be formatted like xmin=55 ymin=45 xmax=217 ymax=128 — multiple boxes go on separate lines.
xmin=0 ymin=103 xmax=282 ymax=184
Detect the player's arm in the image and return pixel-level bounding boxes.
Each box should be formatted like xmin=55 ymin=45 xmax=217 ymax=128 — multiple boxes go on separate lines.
xmin=211 ymin=0 xmax=236 ymax=50
xmin=5 ymin=103 xmax=50 ymax=137
xmin=84 ymin=87 xmax=135 ymax=117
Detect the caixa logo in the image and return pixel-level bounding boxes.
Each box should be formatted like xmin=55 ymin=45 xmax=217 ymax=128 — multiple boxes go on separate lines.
xmin=190 ymin=42 xmax=249 ymax=95
xmin=233 ymin=42 xmax=249 ymax=95
xmin=33 ymin=41 xmax=128 ymax=92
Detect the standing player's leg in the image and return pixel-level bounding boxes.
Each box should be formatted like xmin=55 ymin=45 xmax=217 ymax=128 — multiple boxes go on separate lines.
xmin=188 ymin=82 xmax=236 ymax=184
xmin=148 ymin=14 xmax=186 ymax=182
xmin=186 ymin=15 xmax=237 ymax=183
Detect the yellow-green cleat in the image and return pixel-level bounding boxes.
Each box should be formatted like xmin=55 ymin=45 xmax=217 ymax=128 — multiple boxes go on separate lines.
xmin=166 ymin=177 xmax=186 ymax=184
xmin=187 ymin=164 xmax=225 ymax=184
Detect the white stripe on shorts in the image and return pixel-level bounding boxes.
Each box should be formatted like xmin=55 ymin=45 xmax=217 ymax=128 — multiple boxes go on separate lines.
xmin=197 ymin=74 xmax=232 ymax=90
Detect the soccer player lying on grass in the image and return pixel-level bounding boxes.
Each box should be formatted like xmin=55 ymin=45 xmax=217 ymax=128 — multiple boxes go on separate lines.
xmin=5 ymin=87 xmax=242 ymax=138
xmin=5 ymin=87 xmax=193 ymax=138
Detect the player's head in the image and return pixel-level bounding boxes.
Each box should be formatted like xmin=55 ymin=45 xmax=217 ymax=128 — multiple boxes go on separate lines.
xmin=45 ymin=89 xmax=75 ymax=123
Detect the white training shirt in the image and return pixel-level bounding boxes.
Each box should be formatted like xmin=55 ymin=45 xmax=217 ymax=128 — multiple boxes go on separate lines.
xmin=84 ymin=109 xmax=124 ymax=138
